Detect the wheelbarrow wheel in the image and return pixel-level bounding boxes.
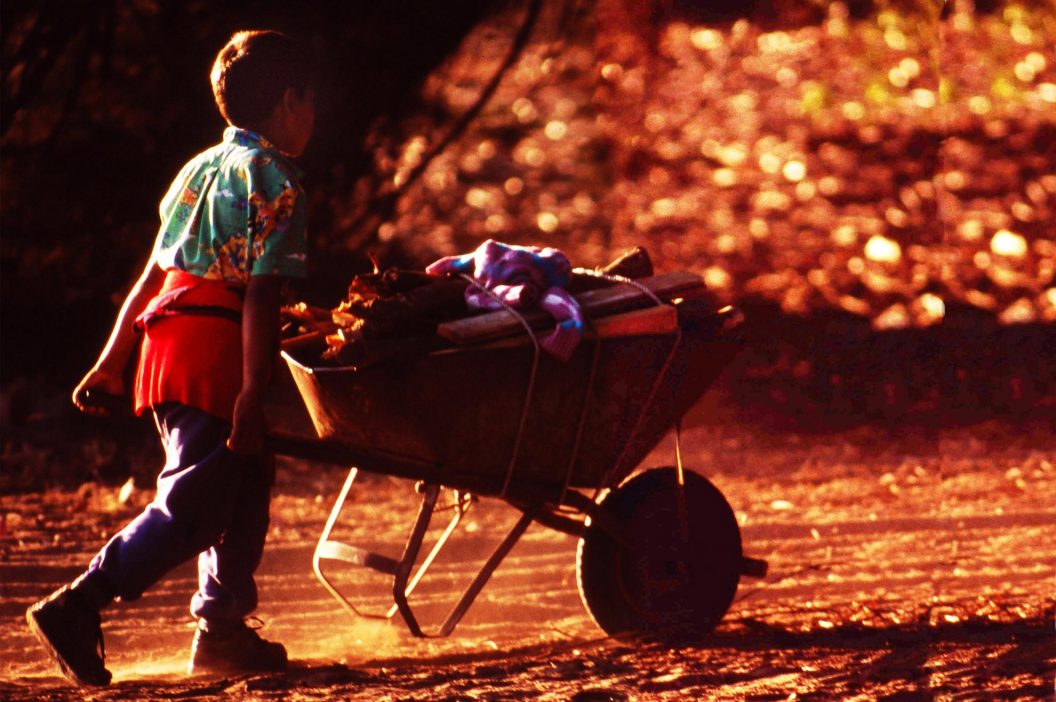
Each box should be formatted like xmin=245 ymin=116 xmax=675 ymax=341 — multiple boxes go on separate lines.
xmin=576 ymin=466 xmax=742 ymax=637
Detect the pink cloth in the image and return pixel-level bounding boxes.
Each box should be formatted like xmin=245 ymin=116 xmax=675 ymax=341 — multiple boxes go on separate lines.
xmin=427 ymin=240 xmax=583 ymax=360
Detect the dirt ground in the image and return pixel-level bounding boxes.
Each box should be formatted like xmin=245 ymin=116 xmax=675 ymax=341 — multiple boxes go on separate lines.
xmin=1 ymin=405 xmax=1054 ymax=701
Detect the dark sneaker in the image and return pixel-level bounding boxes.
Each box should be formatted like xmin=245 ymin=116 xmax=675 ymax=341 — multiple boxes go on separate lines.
xmin=25 ymin=585 xmax=111 ymax=686
xmin=187 ymin=618 xmax=287 ymax=675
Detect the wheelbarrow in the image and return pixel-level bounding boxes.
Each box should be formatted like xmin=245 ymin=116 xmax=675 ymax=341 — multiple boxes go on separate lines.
xmin=266 ymin=271 xmax=768 ymax=638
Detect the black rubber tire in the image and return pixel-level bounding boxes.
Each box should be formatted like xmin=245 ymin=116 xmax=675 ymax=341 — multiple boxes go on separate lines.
xmin=576 ymin=467 xmax=742 ymax=637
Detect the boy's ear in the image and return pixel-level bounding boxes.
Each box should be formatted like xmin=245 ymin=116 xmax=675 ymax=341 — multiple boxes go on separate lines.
xmin=282 ymin=87 xmax=298 ymax=113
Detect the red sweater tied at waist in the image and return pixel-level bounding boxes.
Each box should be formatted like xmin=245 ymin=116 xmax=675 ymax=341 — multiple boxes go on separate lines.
xmin=134 ymin=269 xmax=245 ymax=421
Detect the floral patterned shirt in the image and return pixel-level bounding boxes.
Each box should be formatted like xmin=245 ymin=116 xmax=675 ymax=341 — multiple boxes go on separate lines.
xmin=152 ymin=127 xmax=308 ymax=283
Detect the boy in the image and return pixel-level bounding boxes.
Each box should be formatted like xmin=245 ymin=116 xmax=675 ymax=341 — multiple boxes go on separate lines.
xmin=26 ymin=30 xmax=315 ymax=686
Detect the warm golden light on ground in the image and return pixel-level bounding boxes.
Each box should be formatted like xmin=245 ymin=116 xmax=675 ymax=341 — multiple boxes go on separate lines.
xmin=759 ymin=152 xmax=782 ymax=174
xmin=999 ymin=297 xmax=1037 ymax=324
xmin=690 ymin=27 xmax=723 ymax=51
xmin=536 ymin=211 xmax=559 ymax=232
xmin=911 ymin=89 xmax=936 ymax=108
xmin=713 ymin=167 xmax=738 ymax=187
xmin=465 ymin=187 xmax=492 ymax=209
xmin=704 ymin=265 xmax=732 ymax=289
xmin=914 ymin=292 xmax=946 ymax=325
xmin=503 ymin=177 xmax=524 ymax=196
xmin=864 ymin=235 xmax=902 ymax=264
xmin=782 ymin=160 xmax=807 ymax=182
xmin=1010 ymin=23 xmax=1032 ymax=44
xmin=888 ymin=67 xmax=910 ymax=88
xmin=991 ymin=229 xmax=1028 ymax=258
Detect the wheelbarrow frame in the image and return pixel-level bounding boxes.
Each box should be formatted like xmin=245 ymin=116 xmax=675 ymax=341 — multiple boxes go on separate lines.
xmin=266 ymin=426 xmax=755 ymax=638
xmin=267 ymin=280 xmax=763 ymax=637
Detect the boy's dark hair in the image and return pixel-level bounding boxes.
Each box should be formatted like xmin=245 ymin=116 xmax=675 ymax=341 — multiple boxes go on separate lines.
xmin=211 ymin=30 xmax=313 ymax=129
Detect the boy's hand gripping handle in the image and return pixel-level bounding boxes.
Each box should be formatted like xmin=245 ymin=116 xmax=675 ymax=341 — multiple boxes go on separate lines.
xmin=73 ymin=388 xmax=129 ymax=417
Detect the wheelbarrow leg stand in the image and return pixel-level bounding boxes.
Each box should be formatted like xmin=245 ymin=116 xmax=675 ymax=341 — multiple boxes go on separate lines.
xmin=395 ymin=504 xmax=537 ymax=637
xmin=312 ymin=467 xmax=538 ymax=637
xmin=313 ymin=471 xmax=463 ymax=626
xmin=392 ymin=486 xmax=538 ymax=637
xmin=313 ymin=467 xmax=371 ymax=619
xmin=390 ymin=483 xmax=441 ymax=637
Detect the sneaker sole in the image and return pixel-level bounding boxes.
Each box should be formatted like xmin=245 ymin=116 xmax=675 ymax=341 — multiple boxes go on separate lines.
xmin=187 ymin=639 xmax=288 ymax=677
xmin=26 ymin=607 xmax=111 ymax=687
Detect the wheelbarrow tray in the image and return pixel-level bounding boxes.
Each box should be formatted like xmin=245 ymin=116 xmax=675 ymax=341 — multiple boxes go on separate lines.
xmin=282 ymin=295 xmax=741 ymax=498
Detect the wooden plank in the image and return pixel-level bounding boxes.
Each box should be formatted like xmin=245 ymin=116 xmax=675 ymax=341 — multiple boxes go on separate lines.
xmin=280 ymin=330 xmax=327 ymax=353
xmin=589 ymin=304 xmax=678 ymax=338
xmin=430 ymin=305 xmax=680 ymax=355
xmin=436 ymin=271 xmax=703 ymax=345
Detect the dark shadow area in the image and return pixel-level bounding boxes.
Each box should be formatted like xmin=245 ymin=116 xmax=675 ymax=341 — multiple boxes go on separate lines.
xmin=720 ymin=301 xmax=1056 ymax=432
xmin=1 ymin=0 xmax=511 ymax=385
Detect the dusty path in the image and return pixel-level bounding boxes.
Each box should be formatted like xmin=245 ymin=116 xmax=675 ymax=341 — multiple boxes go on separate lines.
xmin=2 ymin=414 xmax=1053 ymax=700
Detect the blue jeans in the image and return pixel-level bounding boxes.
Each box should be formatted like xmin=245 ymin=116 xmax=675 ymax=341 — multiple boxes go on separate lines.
xmin=74 ymin=403 xmax=273 ymax=621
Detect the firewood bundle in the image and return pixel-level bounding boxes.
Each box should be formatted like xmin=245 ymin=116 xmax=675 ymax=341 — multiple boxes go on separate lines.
xmin=281 ymin=268 xmax=470 ymax=366
xmin=280 ymin=246 xmax=673 ymax=368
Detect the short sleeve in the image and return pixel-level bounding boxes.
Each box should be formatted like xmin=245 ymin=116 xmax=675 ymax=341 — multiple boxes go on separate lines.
xmin=153 ymin=159 xmax=203 ymax=270
xmin=244 ymin=157 xmax=308 ymax=279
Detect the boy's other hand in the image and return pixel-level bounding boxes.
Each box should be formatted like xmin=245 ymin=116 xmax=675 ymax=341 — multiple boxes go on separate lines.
xmin=228 ymin=387 xmax=266 ymax=454
xmin=72 ymin=368 xmax=126 ymax=416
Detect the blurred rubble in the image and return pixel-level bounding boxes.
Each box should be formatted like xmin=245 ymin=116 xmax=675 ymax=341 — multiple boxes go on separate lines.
xmin=371 ymin=1 xmax=1055 ymax=333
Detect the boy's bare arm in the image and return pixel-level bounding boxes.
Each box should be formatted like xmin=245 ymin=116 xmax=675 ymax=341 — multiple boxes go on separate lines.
xmin=227 ymin=275 xmax=283 ymax=454
xmin=72 ymin=259 xmax=166 ymax=415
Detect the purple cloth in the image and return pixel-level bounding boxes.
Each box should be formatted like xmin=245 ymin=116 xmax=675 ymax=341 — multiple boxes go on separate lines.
xmin=75 ymin=403 xmax=272 ymax=622
xmin=427 ymin=239 xmax=584 ymax=360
